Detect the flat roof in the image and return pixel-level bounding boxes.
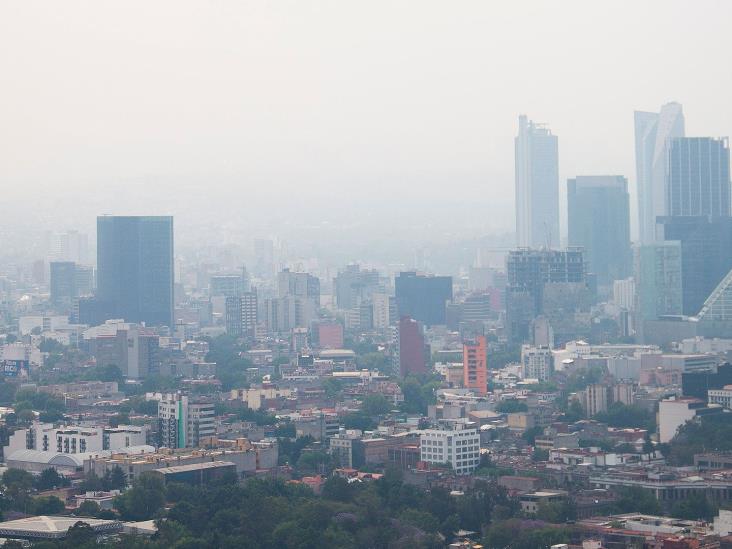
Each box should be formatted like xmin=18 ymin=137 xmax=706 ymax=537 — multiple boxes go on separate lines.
xmin=154 ymin=460 xmax=236 ymax=475
xmin=0 ymin=516 xmax=122 ymax=539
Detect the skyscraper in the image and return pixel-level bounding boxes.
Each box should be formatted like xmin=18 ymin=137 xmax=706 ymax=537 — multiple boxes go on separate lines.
xmin=658 ymin=216 xmax=732 ymax=315
xmin=395 ymin=271 xmax=452 ymax=326
xmin=567 ymin=176 xmax=631 ymax=286
xmin=96 ymin=216 xmax=174 ymax=327
xmin=505 ymin=248 xmax=587 ymax=343
xmin=515 ymin=115 xmax=559 ymax=248
xmin=50 ymin=261 xmax=77 ymax=306
xmin=633 ymin=242 xmax=682 ymax=321
xmin=634 ymin=102 xmax=685 ymax=243
xmin=667 ymin=137 xmax=730 ymax=217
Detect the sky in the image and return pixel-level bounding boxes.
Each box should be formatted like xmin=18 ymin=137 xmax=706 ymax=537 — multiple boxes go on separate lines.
xmin=1 ymin=0 xmax=731 ymax=247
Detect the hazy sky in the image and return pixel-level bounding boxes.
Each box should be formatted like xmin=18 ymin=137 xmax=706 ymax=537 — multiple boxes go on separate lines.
xmin=2 ymin=0 xmax=732 ymax=241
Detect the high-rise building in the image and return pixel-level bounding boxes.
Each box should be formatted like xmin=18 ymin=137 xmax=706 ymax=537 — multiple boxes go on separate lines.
xmin=371 ymin=293 xmax=393 ymax=330
xmin=667 ymin=137 xmax=730 ymax=217
xmin=157 ymin=394 xmax=216 ymax=449
xmin=396 ymin=317 xmax=427 ymax=377
xmin=96 ymin=216 xmax=174 ymax=327
xmin=50 ymin=261 xmax=77 ymax=306
xmin=633 ymin=242 xmax=682 ymax=321
xmin=50 ymin=261 xmax=93 ymax=309
xmin=463 ymin=336 xmax=487 ymax=394
xmin=505 ymin=249 xmax=586 ymax=342
xmin=567 ymin=176 xmax=631 ymax=286
xmin=521 ymin=345 xmax=554 ymax=381
xmin=278 ymin=269 xmax=320 ymax=305
xmin=48 ymin=230 xmax=89 ymax=264
xmin=634 ymin=102 xmax=685 ymax=243
xmin=225 ymin=293 xmax=258 ymax=338
xmin=83 ymin=320 xmax=160 ymax=379
xmin=515 ymin=115 xmax=559 ymax=248
xmin=395 ymin=272 xmax=452 ymax=326
xmin=420 ymin=425 xmax=481 ymax=475
xmin=333 ymin=265 xmax=381 ymax=310
xmin=210 ymin=275 xmax=245 ymax=298
xmin=658 ymin=217 xmax=732 ymax=315
xmin=613 ymin=278 xmax=636 ymax=311
xmin=253 ymin=239 xmax=275 ymax=279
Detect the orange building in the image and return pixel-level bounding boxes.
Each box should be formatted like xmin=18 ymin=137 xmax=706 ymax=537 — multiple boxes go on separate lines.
xmin=463 ymin=336 xmax=488 ymax=394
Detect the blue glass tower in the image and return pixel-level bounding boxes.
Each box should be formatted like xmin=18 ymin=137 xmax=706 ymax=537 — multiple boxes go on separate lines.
xmin=96 ymin=216 xmax=174 ymax=327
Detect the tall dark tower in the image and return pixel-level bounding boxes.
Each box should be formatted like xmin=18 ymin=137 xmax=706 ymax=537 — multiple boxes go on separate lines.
xmin=96 ymin=216 xmax=174 ymax=327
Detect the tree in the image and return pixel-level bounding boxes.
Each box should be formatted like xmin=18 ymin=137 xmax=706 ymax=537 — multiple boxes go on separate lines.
xmin=672 ymin=492 xmax=717 ymax=521
xmin=361 ymin=393 xmax=391 ymax=416
xmin=3 ymin=468 xmax=33 ymax=509
xmin=114 ymin=472 xmax=165 ymax=521
xmin=522 ymin=426 xmax=544 ymax=445
xmin=496 ymin=399 xmax=528 ymax=413
xmin=33 ymin=496 xmax=65 ymax=515
xmin=75 ymin=500 xmax=101 ymax=517
xmin=65 ymin=521 xmax=97 ymax=545
xmin=35 ymin=468 xmax=68 ymax=491
xmin=110 ymin=465 xmax=127 ymax=489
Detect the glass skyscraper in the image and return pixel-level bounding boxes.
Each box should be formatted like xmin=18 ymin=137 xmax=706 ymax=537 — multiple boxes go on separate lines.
xmin=634 ymin=102 xmax=685 ymax=243
xmin=567 ymin=176 xmax=631 ymax=287
xmin=515 ymin=115 xmax=559 ymax=249
xmin=96 ymin=216 xmax=174 ymax=327
xmin=667 ymin=137 xmax=730 ymax=217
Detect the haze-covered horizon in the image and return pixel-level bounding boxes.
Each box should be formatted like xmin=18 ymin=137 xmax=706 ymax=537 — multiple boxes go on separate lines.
xmin=2 ymin=0 xmax=732 ymax=256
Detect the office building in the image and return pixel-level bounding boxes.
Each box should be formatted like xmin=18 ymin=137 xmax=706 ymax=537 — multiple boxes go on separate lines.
xmin=658 ymin=396 xmax=722 ymax=443
xmin=420 ymin=425 xmax=481 ymax=475
xmin=658 ymin=216 xmax=732 ymax=316
xmin=521 ymin=345 xmax=553 ymax=381
xmin=157 ymin=394 xmax=216 ymax=449
xmin=633 ymin=242 xmax=682 ymax=321
xmin=634 ymin=102 xmax=685 ymax=244
xmin=396 ymin=317 xmax=427 ymax=377
xmin=667 ymin=137 xmax=730 ymax=217
xmin=395 ymin=271 xmax=452 ymax=326
xmin=210 ymin=275 xmax=245 ymax=298
xmin=3 ymin=422 xmax=151 ymax=473
xmin=371 ymin=293 xmax=393 ymax=330
xmin=253 ymin=239 xmax=275 ymax=279
xmin=613 ymin=278 xmax=635 ymax=311
xmin=515 ymin=115 xmax=559 ymax=248
xmin=567 ymin=176 xmax=631 ymax=286
xmin=96 ymin=216 xmax=174 ymax=327
xmin=48 ymin=230 xmax=89 ymax=264
xmin=225 ymin=293 xmax=257 ymax=338
xmin=313 ymin=322 xmax=344 ymax=349
xmin=83 ymin=320 xmax=160 ymax=379
xmin=49 ymin=261 xmax=77 ymax=306
xmin=505 ymin=248 xmax=586 ymax=342
xmin=696 ymin=268 xmax=732 ymax=331
xmin=463 ymin=336 xmax=487 ymax=394
xmin=333 ymin=265 xmax=381 ymax=310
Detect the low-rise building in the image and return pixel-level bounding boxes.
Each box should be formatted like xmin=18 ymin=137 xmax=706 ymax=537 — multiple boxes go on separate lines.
xmin=519 ymin=490 xmax=567 ymax=514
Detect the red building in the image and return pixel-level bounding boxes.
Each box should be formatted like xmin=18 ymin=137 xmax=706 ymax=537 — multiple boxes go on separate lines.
xmin=398 ymin=317 xmax=427 ymax=377
xmin=316 ymin=322 xmax=344 ymax=349
xmin=463 ymin=336 xmax=487 ymax=394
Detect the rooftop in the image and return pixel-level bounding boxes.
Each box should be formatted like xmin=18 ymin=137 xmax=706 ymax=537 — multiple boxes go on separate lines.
xmin=0 ymin=516 xmax=122 ymax=539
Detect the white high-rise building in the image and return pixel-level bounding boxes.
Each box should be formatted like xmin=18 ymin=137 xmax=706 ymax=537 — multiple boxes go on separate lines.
xmin=515 ymin=115 xmax=559 ymax=249
xmin=613 ymin=278 xmax=636 ymax=311
xmin=420 ymin=424 xmax=480 ymax=475
xmin=521 ymin=345 xmax=554 ymax=381
xmin=634 ymin=102 xmax=685 ymax=244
